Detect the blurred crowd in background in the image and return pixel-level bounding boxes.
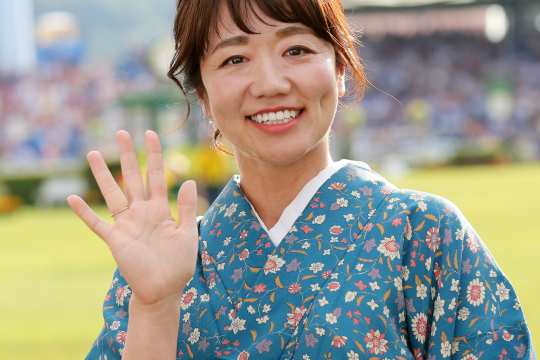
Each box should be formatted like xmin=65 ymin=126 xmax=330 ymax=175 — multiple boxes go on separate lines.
xmin=1 ymin=0 xmax=539 ymax=209
xmin=2 ymin=34 xmax=540 ymax=160
xmin=346 ymin=33 xmax=540 ymax=167
xmin=0 ymin=52 xmax=156 ymax=164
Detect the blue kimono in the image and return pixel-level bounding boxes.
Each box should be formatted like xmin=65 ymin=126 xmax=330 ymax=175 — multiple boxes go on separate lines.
xmin=86 ymin=161 xmax=534 ymax=359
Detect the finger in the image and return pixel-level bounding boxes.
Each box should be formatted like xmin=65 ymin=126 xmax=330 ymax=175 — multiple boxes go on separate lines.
xmin=116 ymin=130 xmax=145 ymax=202
xmin=177 ymin=180 xmax=198 ymax=231
xmin=144 ymin=130 xmax=168 ymax=200
xmin=67 ymin=194 xmax=112 ymax=241
xmin=87 ymin=150 xmax=129 ymax=214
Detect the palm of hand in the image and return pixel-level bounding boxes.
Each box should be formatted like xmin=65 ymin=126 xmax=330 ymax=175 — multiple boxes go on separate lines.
xmin=67 ymin=130 xmax=199 ymax=306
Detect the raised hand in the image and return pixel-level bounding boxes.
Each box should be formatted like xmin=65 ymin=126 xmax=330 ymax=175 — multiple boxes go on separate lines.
xmin=67 ymin=130 xmax=198 ymax=306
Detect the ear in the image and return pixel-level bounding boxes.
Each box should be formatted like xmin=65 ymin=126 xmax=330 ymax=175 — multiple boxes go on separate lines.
xmin=336 ymin=63 xmax=346 ymax=97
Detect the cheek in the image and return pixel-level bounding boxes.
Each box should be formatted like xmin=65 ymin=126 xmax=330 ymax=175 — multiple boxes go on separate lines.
xmin=294 ymin=58 xmax=338 ymax=101
xmin=206 ymin=76 xmax=244 ymax=118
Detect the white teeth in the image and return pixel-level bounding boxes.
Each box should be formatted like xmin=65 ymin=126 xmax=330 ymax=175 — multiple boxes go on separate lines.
xmin=249 ymin=109 xmax=301 ymax=124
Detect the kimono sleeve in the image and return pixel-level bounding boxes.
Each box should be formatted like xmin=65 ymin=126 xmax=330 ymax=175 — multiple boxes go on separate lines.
xmin=85 ymin=268 xmax=131 ymax=360
xmin=400 ymin=192 xmax=535 ymax=359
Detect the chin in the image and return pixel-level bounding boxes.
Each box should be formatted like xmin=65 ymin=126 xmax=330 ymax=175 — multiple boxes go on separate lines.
xmin=255 ymin=142 xmax=321 ymax=167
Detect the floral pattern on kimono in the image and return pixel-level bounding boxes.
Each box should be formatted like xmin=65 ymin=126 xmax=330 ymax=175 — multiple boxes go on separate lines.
xmin=85 ymin=161 xmax=535 ymax=360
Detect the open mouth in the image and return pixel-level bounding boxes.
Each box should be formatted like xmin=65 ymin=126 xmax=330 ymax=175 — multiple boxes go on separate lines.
xmin=246 ymin=108 xmax=304 ymax=125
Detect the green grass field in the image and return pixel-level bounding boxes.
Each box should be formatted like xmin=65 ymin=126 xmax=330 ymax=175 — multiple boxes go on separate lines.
xmin=1 ymin=163 xmax=538 ymax=359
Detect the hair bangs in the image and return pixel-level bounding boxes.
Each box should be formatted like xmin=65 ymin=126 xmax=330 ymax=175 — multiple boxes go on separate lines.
xmin=208 ymin=0 xmax=312 ymax=45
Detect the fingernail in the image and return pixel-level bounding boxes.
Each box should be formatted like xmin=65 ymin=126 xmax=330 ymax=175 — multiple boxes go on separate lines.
xmin=186 ymin=179 xmax=196 ymax=191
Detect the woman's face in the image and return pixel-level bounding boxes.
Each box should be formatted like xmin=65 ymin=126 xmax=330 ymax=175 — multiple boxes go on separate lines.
xmin=199 ymin=5 xmax=345 ymax=167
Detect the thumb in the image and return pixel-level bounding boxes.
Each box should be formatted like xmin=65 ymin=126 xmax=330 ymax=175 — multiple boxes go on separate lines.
xmin=177 ymin=179 xmax=198 ymax=230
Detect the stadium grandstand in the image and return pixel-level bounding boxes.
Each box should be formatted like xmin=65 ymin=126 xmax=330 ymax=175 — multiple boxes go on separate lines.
xmin=0 ymin=0 xmax=539 ymax=204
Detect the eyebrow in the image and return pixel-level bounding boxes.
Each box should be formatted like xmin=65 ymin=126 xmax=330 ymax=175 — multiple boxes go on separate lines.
xmin=209 ymin=25 xmax=316 ymax=55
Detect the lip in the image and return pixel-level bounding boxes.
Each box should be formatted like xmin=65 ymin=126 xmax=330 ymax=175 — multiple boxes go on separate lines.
xmin=247 ymin=108 xmax=304 ymax=134
xmin=249 ymin=106 xmax=304 ymax=117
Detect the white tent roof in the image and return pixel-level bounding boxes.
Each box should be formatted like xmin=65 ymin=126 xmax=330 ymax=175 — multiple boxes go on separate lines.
xmin=343 ymin=0 xmax=479 ymax=9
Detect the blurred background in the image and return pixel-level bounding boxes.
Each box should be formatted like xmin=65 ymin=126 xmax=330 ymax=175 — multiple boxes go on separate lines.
xmin=0 ymin=0 xmax=538 ymax=358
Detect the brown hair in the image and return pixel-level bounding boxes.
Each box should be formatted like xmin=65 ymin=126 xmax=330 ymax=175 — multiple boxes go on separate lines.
xmin=167 ymin=0 xmax=367 ymax=146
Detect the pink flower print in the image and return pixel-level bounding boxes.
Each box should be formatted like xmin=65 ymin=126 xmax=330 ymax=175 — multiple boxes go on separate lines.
xmin=115 ymin=285 xmax=131 ymax=306
xmin=288 ymin=282 xmax=302 ymax=294
xmin=286 ymin=258 xmax=301 ymax=272
xmin=391 ymin=217 xmax=403 ymax=227
xmin=502 ymin=329 xmax=514 ymax=341
xmin=201 ymin=251 xmax=212 ymax=265
xmin=329 ymin=225 xmax=343 ymax=235
xmin=237 ymin=351 xmax=250 ymax=360
xmin=263 ymin=255 xmax=285 ymax=275
xmin=363 ymin=238 xmax=376 ymax=252
xmin=322 ymin=270 xmax=332 ymax=279
xmin=377 ymin=236 xmax=400 ymax=260
xmin=238 ymin=249 xmax=249 ymax=261
xmin=208 ymin=272 xmax=216 ymax=289
xmin=116 ymin=330 xmax=127 ymax=345
xmin=286 ymin=305 xmax=307 ymax=328
xmin=355 ymin=280 xmax=368 ymax=291
xmin=331 ymin=335 xmax=348 ymax=348
xmin=255 ymin=339 xmax=272 ymax=353
xmin=411 ymin=313 xmax=428 ymax=343
xmin=250 ymin=221 xmax=261 ymax=230
xmin=327 ymin=281 xmax=341 ymax=292
xmin=253 ymin=283 xmax=267 ymax=293
xmin=304 ymin=333 xmax=318 ymax=347
xmin=180 ymin=288 xmax=198 ymax=310
xmin=466 ymin=278 xmax=486 ymax=307
xmin=364 ymin=329 xmax=388 ymax=354
xmin=425 ymin=227 xmax=441 ymax=252
xmin=466 ymin=233 xmax=480 ymax=253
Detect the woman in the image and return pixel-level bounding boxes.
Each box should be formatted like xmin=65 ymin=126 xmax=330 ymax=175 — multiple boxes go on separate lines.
xmin=68 ymin=0 xmax=534 ymax=359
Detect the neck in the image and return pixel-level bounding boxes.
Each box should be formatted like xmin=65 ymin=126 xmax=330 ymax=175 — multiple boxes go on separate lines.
xmin=236 ymin=145 xmax=332 ymax=229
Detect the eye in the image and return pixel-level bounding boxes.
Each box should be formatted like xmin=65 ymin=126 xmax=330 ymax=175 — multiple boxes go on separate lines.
xmin=285 ymin=46 xmax=312 ymax=57
xmin=221 ymin=55 xmax=245 ymax=67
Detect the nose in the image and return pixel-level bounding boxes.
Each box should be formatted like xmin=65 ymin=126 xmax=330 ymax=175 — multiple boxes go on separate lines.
xmin=248 ymin=55 xmax=291 ymax=98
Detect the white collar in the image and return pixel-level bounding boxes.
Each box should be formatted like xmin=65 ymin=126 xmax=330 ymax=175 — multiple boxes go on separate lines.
xmin=242 ymin=159 xmax=368 ymax=246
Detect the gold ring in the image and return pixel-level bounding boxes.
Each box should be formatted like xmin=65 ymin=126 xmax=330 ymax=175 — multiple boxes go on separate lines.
xmin=111 ymin=206 xmax=129 ymax=218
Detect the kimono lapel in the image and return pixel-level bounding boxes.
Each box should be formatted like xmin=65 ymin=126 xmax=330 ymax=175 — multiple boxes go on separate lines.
xmin=197 ymin=162 xmax=397 ymax=358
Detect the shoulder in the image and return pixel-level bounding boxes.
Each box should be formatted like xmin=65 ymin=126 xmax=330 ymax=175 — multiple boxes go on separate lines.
xmin=396 ymin=188 xmax=466 ymax=222
xmin=359 ymin=170 xmax=474 ymax=255
xmin=339 ymin=161 xmax=470 ymax=232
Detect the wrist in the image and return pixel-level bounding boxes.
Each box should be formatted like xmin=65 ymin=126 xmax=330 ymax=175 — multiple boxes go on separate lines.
xmin=129 ymin=292 xmax=182 ymax=315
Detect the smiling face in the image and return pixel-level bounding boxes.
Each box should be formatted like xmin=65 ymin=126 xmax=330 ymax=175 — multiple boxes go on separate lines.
xmin=199 ymin=4 xmax=345 ymax=168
